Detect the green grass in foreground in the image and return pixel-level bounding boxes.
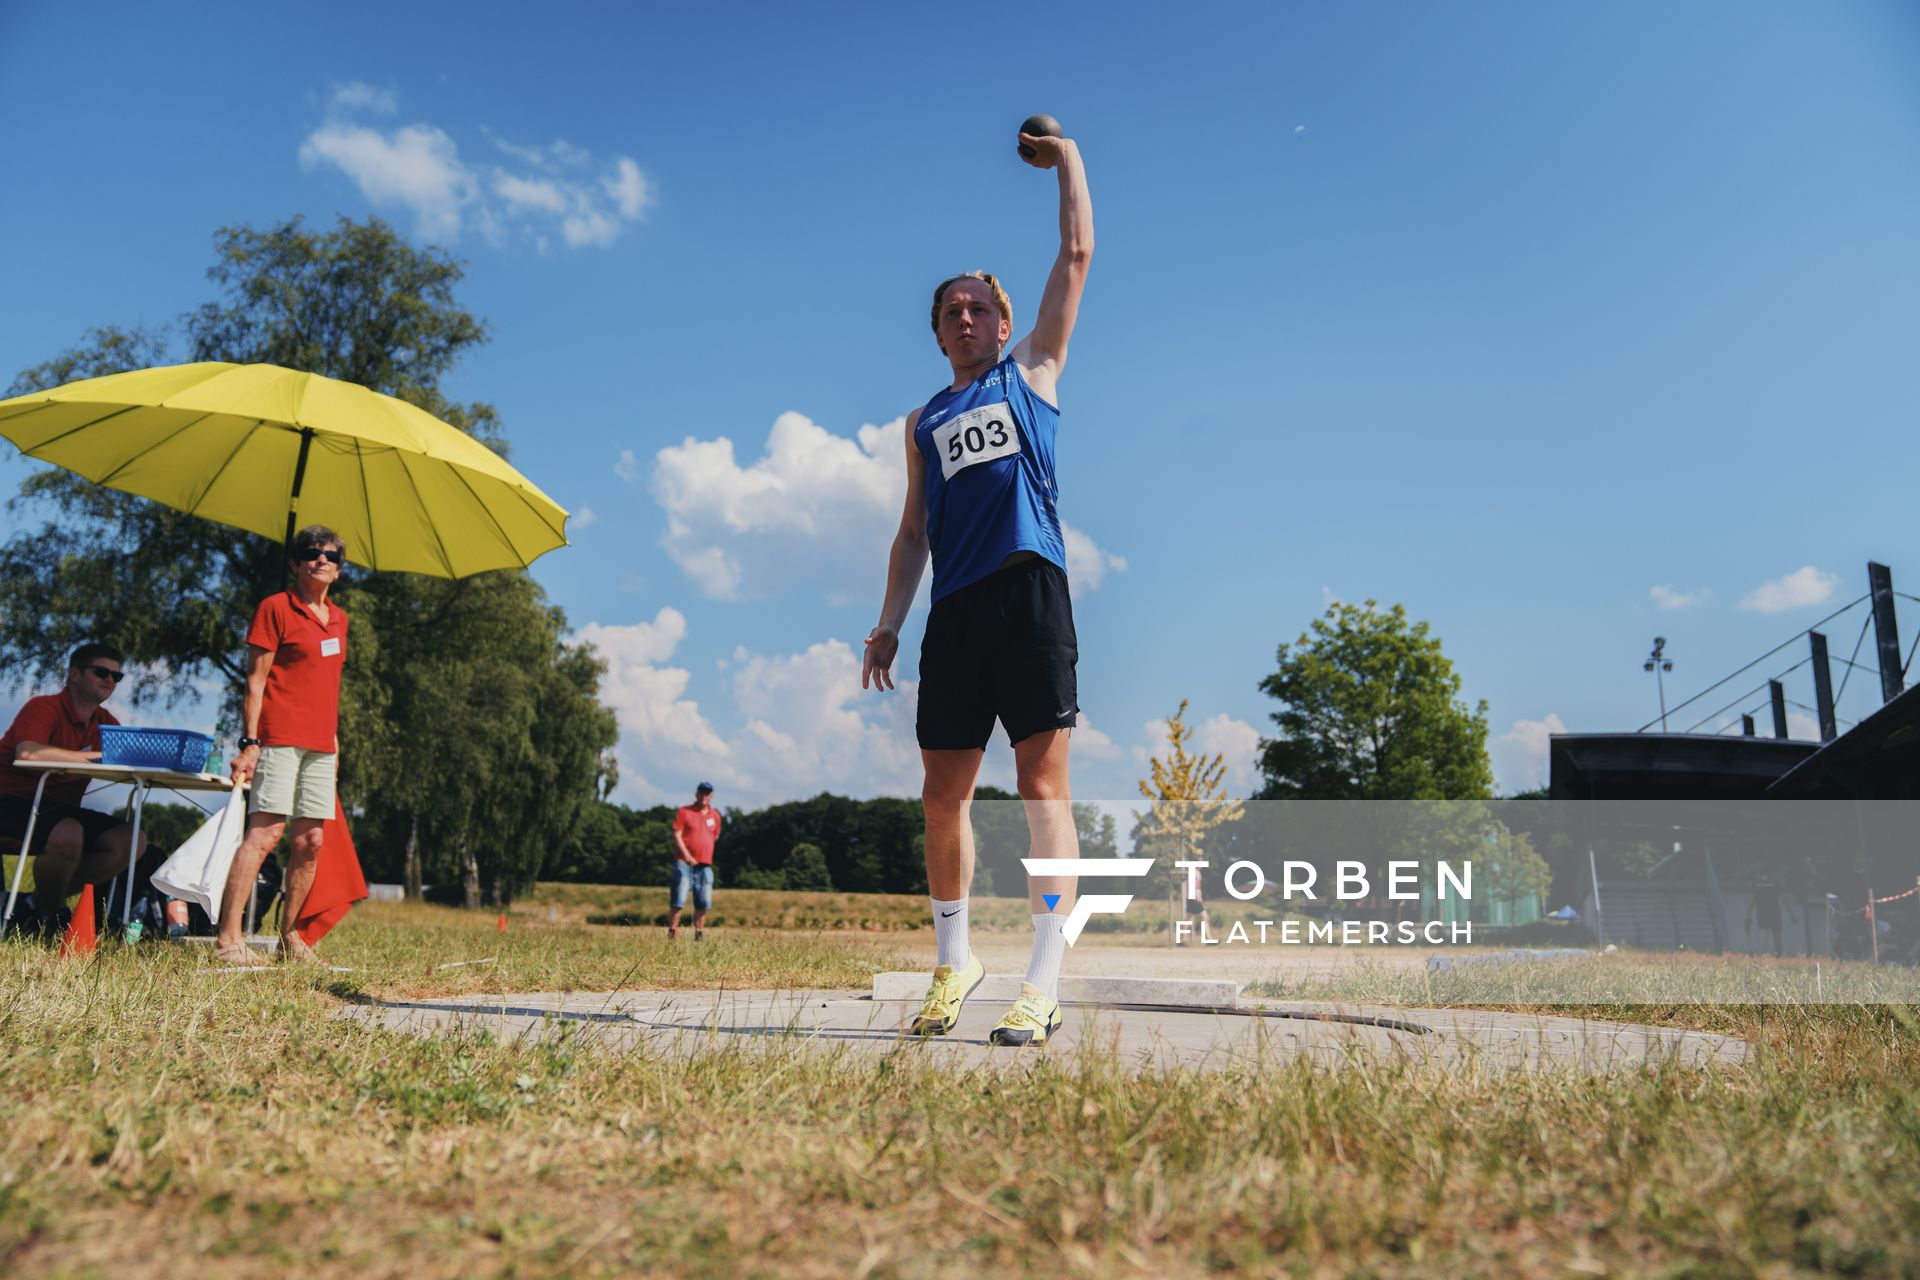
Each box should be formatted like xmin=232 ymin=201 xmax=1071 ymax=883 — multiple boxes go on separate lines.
xmin=3 ymin=902 xmax=1920 ymax=1277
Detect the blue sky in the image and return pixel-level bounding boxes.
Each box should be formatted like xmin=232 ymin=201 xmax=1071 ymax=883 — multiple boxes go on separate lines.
xmin=2 ymin=1 xmax=1916 ymax=817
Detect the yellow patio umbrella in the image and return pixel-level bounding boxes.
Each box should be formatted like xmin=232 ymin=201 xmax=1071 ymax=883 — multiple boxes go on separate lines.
xmin=0 ymin=362 xmax=568 ymax=578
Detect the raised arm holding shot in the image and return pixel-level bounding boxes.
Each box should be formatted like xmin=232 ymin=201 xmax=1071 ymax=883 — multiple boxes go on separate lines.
xmin=864 ymin=120 xmax=1093 ymax=1047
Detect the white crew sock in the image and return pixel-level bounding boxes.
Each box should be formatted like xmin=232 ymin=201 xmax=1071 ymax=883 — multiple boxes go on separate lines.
xmin=931 ymin=897 xmax=969 ymax=968
xmin=1025 ymin=912 xmax=1068 ymax=999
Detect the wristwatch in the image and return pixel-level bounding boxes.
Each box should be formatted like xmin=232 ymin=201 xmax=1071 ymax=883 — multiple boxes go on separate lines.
xmin=238 ymin=737 xmax=262 ymax=750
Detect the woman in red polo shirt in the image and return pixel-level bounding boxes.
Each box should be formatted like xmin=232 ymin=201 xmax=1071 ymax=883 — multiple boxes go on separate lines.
xmin=216 ymin=524 xmax=348 ymax=967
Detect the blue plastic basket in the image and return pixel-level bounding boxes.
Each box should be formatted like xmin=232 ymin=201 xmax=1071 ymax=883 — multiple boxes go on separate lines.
xmin=98 ymin=726 xmax=217 ymax=773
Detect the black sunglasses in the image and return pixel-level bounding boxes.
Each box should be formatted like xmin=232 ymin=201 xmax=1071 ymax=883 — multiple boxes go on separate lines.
xmin=295 ymin=548 xmax=344 ymax=565
xmin=85 ymin=666 xmax=126 ymax=683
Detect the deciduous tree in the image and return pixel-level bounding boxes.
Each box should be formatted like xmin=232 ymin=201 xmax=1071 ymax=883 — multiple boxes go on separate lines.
xmin=1257 ymin=600 xmax=1492 ymax=801
xmin=1133 ymin=700 xmax=1247 ymax=901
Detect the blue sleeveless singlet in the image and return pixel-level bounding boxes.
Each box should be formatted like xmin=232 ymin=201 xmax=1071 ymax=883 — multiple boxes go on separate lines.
xmin=914 ymin=356 xmax=1066 ymax=602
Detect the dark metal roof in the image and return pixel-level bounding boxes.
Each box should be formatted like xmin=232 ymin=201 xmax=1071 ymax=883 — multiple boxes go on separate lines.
xmin=1767 ymin=681 xmax=1920 ymax=799
xmin=1548 ymin=733 xmax=1818 ymax=800
xmin=1550 ymin=680 xmax=1920 ymax=801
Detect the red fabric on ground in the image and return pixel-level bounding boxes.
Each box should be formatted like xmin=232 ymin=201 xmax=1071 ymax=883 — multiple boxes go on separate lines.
xmin=295 ymin=796 xmax=367 ymax=945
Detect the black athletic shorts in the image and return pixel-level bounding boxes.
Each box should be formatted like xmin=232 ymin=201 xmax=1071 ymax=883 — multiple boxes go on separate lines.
xmin=917 ymin=557 xmax=1079 ymax=751
xmin=0 ymin=793 xmax=126 ymax=856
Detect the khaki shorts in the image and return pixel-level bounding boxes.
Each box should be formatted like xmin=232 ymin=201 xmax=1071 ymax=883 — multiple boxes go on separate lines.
xmin=250 ymin=747 xmax=337 ymax=821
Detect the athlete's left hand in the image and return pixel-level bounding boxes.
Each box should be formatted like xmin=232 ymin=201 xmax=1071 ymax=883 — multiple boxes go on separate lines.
xmin=862 ymin=625 xmax=899 ymax=692
xmin=1018 ymin=132 xmax=1066 ymax=170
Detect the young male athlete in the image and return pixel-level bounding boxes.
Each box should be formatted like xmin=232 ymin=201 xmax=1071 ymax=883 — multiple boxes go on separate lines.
xmin=862 ymin=121 xmax=1092 ymax=1046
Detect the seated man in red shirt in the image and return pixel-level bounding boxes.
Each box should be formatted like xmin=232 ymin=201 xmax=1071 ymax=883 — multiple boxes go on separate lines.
xmin=0 ymin=643 xmax=144 ymax=937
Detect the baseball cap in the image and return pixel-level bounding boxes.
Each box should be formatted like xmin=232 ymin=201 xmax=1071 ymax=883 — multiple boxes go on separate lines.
xmin=696 ymin=781 xmax=714 ymax=793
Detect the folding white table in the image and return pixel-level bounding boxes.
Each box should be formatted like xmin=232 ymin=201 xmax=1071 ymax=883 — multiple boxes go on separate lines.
xmin=1 ymin=760 xmax=236 ymax=939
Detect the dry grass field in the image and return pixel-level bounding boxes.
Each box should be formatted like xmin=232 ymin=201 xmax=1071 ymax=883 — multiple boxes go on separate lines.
xmin=2 ymin=890 xmax=1917 ymax=1277
xmin=527 ymin=881 xmax=1319 ymax=939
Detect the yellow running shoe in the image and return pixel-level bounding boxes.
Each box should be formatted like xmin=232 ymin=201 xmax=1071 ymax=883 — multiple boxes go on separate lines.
xmin=909 ymin=952 xmax=985 ymax=1036
xmin=989 ymin=983 xmax=1064 ymax=1047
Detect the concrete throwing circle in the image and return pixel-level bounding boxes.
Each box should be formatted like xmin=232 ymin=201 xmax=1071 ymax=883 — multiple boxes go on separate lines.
xmin=344 ymin=985 xmax=1748 ymax=1074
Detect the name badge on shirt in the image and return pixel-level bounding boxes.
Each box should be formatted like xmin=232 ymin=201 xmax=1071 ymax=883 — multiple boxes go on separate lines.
xmin=931 ymin=401 xmax=1020 ymax=480
xmin=320 ymin=637 xmax=342 ymax=658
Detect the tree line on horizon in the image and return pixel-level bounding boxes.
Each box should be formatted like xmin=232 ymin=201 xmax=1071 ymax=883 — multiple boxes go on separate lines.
xmin=536 ymin=787 xmax=1119 ymax=899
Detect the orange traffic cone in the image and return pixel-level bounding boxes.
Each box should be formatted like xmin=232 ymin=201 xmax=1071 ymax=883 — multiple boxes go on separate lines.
xmin=59 ymin=885 xmax=97 ymax=957
xmin=496 ymin=912 xmax=508 ymax=933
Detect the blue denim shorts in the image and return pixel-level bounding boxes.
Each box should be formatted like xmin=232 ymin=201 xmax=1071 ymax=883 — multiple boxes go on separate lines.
xmin=671 ymin=861 xmax=713 ymax=911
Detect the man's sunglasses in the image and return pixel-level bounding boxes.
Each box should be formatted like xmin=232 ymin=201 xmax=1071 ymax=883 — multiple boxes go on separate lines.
xmin=295 ymin=548 xmax=344 ymax=565
xmin=85 ymin=666 xmax=125 ymax=683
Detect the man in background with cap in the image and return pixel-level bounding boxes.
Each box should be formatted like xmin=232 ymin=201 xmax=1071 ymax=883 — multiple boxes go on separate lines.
xmin=669 ymin=782 xmax=721 ymax=941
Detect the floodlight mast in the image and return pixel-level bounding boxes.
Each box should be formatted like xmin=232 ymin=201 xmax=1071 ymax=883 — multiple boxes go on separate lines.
xmin=1644 ymin=637 xmax=1673 ymax=733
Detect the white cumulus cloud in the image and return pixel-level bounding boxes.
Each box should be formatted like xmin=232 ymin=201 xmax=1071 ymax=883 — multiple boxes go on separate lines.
xmin=645 ymin=412 xmax=1123 ymax=602
xmin=648 ymin=412 xmax=900 ymax=602
xmin=575 ymin=609 xmax=925 ymax=807
xmin=1494 ymin=713 xmax=1568 ymax=794
xmin=576 ymin=610 xmax=730 ymax=801
xmin=561 ymin=207 xmax=624 ymax=250
xmin=727 ymin=641 xmax=922 ymax=801
xmin=1740 ymin=566 xmax=1839 ymax=614
xmin=492 ymin=172 xmax=569 ymax=215
xmin=299 ymin=90 xmax=651 ymax=250
xmin=1070 ymin=714 xmax=1124 ymax=761
xmin=1650 ymin=584 xmax=1709 ymax=611
xmin=1129 ymin=710 xmax=1263 ymax=797
xmin=328 ymin=81 xmax=397 ymax=115
xmin=1063 ymin=525 xmax=1128 ymax=592
xmin=1190 ymin=713 xmax=1263 ymax=795
xmin=604 ymin=157 xmax=653 ymax=219
xmin=299 ymin=122 xmax=474 ymax=240
xmin=491 ymin=135 xmax=590 ymax=169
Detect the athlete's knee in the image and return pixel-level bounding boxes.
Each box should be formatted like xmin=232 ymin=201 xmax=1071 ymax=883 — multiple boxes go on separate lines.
xmin=922 ymin=779 xmax=973 ymax=819
xmin=1015 ymin=770 xmax=1069 ymax=804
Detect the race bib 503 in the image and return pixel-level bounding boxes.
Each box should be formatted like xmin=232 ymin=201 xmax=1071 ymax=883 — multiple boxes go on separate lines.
xmin=931 ymin=401 xmax=1020 ymax=480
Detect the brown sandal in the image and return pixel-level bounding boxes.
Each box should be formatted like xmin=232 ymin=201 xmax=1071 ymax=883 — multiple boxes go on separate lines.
xmin=279 ymin=934 xmax=324 ymax=966
xmin=214 ymin=941 xmax=272 ymax=968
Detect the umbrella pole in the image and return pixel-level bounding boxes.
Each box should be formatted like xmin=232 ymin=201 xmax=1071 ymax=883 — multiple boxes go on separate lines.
xmin=283 ymin=428 xmax=316 ymax=551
